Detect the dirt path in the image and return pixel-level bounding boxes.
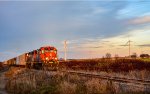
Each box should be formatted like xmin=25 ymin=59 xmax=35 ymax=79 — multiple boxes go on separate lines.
xmin=0 ymin=71 xmax=8 ymax=94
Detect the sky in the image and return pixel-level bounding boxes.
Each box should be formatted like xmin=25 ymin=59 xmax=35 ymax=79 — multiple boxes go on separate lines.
xmin=0 ymin=1 xmax=150 ymax=61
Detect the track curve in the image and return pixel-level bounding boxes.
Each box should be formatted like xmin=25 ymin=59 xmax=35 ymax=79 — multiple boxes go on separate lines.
xmin=61 ymin=70 xmax=150 ymax=85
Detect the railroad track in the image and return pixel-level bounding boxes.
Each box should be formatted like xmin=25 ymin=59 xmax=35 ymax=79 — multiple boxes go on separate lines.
xmin=0 ymin=66 xmax=9 ymax=73
xmin=62 ymin=70 xmax=150 ymax=86
xmin=16 ymin=69 xmax=150 ymax=86
xmin=4 ymin=66 xmax=150 ymax=86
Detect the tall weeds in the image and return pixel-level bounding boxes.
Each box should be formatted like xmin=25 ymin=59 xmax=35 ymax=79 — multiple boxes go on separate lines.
xmin=5 ymin=69 xmax=150 ymax=94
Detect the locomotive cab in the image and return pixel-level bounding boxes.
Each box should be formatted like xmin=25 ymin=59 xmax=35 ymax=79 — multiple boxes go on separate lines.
xmin=39 ymin=46 xmax=59 ymax=70
xmin=40 ymin=47 xmax=57 ymax=61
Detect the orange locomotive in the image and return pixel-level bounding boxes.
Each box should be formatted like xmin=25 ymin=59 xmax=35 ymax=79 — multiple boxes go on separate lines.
xmin=26 ymin=46 xmax=59 ymax=70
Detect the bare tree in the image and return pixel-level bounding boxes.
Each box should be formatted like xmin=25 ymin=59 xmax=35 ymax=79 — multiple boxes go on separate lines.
xmin=106 ymin=53 xmax=111 ymax=59
xmin=140 ymin=54 xmax=149 ymax=58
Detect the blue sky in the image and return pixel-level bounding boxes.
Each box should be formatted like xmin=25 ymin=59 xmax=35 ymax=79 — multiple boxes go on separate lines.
xmin=0 ymin=1 xmax=150 ymax=61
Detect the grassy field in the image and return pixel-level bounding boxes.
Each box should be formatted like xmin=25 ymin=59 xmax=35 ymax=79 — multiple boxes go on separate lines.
xmin=4 ymin=59 xmax=150 ymax=94
xmin=5 ymin=67 xmax=150 ymax=94
xmin=59 ymin=58 xmax=150 ymax=72
xmin=140 ymin=58 xmax=150 ymax=62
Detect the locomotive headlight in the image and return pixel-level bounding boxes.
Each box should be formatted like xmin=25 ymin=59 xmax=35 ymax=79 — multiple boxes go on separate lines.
xmin=55 ymin=57 xmax=57 ymax=60
xmin=46 ymin=57 xmax=49 ymax=60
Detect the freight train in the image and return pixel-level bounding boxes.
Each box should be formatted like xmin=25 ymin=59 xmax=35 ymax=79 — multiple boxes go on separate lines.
xmin=3 ymin=46 xmax=59 ymax=70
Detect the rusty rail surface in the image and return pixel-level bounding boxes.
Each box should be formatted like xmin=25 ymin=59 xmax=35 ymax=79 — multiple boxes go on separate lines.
xmin=62 ymin=70 xmax=150 ymax=85
xmin=0 ymin=66 xmax=9 ymax=73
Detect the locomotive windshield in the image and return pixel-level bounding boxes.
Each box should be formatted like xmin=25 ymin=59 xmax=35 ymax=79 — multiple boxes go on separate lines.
xmin=45 ymin=49 xmax=57 ymax=53
xmin=41 ymin=47 xmax=57 ymax=54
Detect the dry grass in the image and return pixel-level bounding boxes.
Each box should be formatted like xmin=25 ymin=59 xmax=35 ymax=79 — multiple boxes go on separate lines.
xmin=60 ymin=59 xmax=150 ymax=72
xmin=5 ymin=67 xmax=25 ymax=78
xmin=3 ymin=58 xmax=150 ymax=94
xmin=5 ymin=68 xmax=150 ymax=94
xmin=95 ymin=70 xmax=150 ymax=81
xmin=85 ymin=78 xmax=106 ymax=94
xmin=59 ymin=81 xmax=76 ymax=94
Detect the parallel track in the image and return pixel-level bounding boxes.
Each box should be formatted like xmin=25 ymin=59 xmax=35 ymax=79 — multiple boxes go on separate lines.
xmin=62 ymin=70 xmax=150 ymax=85
xmin=0 ymin=66 xmax=9 ymax=73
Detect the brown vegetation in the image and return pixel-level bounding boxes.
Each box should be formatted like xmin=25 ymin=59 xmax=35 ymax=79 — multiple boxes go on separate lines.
xmin=4 ymin=59 xmax=150 ymax=94
xmin=59 ymin=59 xmax=150 ymax=72
xmin=4 ymin=67 xmax=24 ymax=78
xmin=5 ymin=68 xmax=150 ymax=94
xmin=0 ymin=62 xmax=3 ymax=71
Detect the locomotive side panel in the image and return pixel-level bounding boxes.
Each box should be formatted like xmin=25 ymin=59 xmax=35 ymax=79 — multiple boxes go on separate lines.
xmin=12 ymin=58 xmax=16 ymax=65
xmin=3 ymin=60 xmax=8 ymax=65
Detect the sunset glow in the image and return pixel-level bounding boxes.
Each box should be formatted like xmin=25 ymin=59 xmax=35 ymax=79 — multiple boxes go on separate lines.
xmin=0 ymin=1 xmax=150 ymax=61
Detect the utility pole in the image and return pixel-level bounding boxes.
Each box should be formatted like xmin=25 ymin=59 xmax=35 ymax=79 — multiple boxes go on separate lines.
xmin=129 ymin=40 xmax=131 ymax=58
xmin=125 ymin=40 xmax=132 ymax=58
xmin=64 ymin=40 xmax=67 ymax=61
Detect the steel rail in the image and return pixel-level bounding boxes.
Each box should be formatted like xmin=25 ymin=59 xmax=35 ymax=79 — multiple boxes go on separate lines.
xmin=5 ymin=66 xmax=150 ymax=86
xmin=0 ymin=66 xmax=9 ymax=73
xmin=61 ymin=70 xmax=150 ymax=85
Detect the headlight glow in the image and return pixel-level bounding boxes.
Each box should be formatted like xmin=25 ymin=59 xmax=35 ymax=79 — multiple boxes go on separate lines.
xmin=46 ymin=57 xmax=49 ymax=60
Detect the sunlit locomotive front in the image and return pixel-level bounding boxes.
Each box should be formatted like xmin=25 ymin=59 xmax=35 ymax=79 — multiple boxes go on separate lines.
xmin=26 ymin=46 xmax=59 ymax=70
xmin=40 ymin=46 xmax=58 ymax=63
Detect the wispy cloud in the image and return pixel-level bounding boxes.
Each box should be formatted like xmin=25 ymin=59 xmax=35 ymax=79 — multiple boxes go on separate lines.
xmin=119 ymin=45 xmax=128 ymax=46
xmin=74 ymin=45 xmax=103 ymax=49
xmin=129 ymin=15 xmax=150 ymax=25
xmin=136 ymin=44 xmax=150 ymax=47
xmin=92 ymin=7 xmax=107 ymax=15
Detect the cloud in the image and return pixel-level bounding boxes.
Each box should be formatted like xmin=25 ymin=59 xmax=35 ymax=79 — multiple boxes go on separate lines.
xmin=88 ymin=46 xmax=103 ymax=48
xmin=92 ymin=7 xmax=106 ymax=15
xmin=119 ymin=45 xmax=128 ymax=46
xmin=136 ymin=44 xmax=150 ymax=47
xmin=74 ymin=46 xmax=103 ymax=49
xmin=128 ymin=15 xmax=150 ymax=25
